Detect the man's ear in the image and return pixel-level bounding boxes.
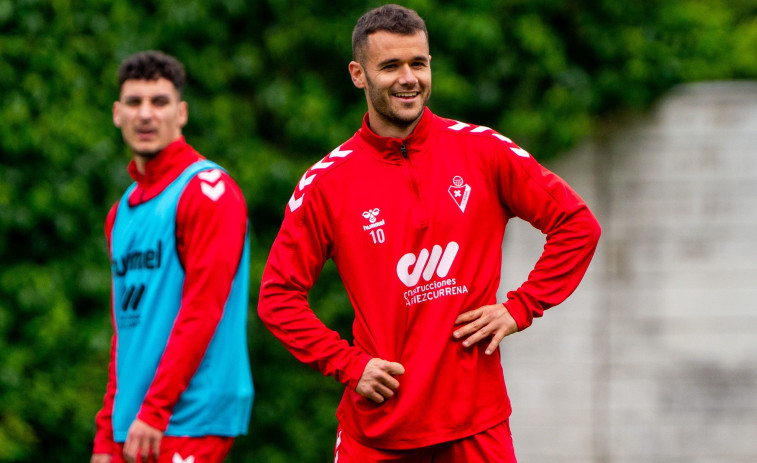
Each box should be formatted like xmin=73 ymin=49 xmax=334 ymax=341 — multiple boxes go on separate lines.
xmin=178 ymin=100 xmax=188 ymax=128
xmin=113 ymin=101 xmax=121 ymax=128
xmin=349 ymin=61 xmax=365 ymax=89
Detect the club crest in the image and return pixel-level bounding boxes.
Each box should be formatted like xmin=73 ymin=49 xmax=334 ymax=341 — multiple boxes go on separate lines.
xmin=448 ymin=176 xmax=471 ymax=212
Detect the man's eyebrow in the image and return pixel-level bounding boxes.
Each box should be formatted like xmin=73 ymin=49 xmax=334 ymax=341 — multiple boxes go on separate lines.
xmin=122 ymin=93 xmax=172 ymax=101
xmin=377 ymin=55 xmax=429 ymax=67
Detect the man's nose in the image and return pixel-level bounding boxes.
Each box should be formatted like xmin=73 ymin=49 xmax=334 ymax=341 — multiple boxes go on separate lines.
xmin=137 ymin=101 xmax=154 ymax=119
xmin=398 ymin=64 xmax=418 ymax=85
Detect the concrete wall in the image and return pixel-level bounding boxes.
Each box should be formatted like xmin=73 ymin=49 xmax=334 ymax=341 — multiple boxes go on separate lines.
xmin=498 ymin=82 xmax=757 ymax=462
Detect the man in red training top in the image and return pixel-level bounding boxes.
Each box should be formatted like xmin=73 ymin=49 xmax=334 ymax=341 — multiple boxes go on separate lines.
xmin=258 ymin=4 xmax=600 ymax=462
xmin=91 ymin=50 xmax=253 ymax=463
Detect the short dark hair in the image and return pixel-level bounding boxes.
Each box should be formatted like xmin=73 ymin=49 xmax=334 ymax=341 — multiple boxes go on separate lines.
xmin=352 ymin=4 xmax=428 ymax=64
xmin=117 ymin=50 xmax=185 ymax=95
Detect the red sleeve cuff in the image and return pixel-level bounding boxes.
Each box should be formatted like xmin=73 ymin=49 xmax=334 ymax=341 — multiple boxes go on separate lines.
xmin=504 ymin=300 xmax=532 ymax=332
xmin=136 ymin=407 xmax=171 ymax=433
xmin=92 ymin=429 xmax=115 ymax=454
xmin=345 ymin=354 xmax=373 ymax=392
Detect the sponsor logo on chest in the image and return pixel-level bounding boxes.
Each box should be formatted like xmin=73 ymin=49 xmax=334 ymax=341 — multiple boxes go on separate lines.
xmin=112 ymin=240 xmax=162 ymax=277
xmin=396 ymin=241 xmax=468 ymax=306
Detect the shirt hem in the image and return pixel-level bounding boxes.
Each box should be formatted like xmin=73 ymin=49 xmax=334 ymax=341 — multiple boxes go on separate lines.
xmin=338 ymin=409 xmax=511 ymax=450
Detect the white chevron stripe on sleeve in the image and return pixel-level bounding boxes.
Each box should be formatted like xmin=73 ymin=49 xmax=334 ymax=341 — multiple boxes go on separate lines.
xmin=198 ymin=169 xmax=222 ymax=184
xmin=201 ymin=180 xmax=226 ymax=201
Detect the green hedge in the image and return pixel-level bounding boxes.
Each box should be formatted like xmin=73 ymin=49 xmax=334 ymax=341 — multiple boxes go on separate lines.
xmin=1 ymin=0 xmax=755 ymax=461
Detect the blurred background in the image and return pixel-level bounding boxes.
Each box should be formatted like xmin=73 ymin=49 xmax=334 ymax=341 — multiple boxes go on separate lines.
xmin=1 ymin=0 xmax=755 ymax=461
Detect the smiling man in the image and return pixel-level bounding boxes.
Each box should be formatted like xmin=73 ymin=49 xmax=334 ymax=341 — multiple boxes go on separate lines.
xmin=349 ymin=27 xmax=432 ymax=138
xmin=91 ymin=51 xmax=253 ymax=463
xmin=258 ymin=4 xmax=601 ymax=462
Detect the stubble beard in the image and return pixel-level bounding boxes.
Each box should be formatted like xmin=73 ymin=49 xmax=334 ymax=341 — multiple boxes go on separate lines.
xmin=366 ymin=76 xmax=429 ymax=131
xmin=130 ymin=146 xmax=161 ymax=160
xmin=127 ymin=130 xmax=164 ymax=160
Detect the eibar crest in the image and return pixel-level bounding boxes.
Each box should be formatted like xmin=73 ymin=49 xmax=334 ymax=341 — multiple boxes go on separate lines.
xmin=448 ymin=176 xmax=471 ymax=212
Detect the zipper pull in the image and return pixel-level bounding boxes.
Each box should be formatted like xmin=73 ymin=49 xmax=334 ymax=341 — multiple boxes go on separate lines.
xmin=400 ymin=144 xmax=408 ymax=159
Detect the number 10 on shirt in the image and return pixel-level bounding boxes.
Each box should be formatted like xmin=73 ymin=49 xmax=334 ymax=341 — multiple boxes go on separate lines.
xmin=370 ymin=229 xmax=385 ymax=244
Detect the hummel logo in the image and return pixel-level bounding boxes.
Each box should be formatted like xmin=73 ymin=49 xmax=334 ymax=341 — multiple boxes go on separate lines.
xmin=362 ymin=207 xmax=385 ymax=232
xmin=362 ymin=208 xmax=380 ymax=223
xmin=397 ymin=242 xmax=459 ymax=287
xmin=173 ymin=453 xmax=195 ymax=463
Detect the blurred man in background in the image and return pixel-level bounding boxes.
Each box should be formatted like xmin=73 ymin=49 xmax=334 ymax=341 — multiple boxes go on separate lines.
xmin=91 ymin=50 xmax=253 ymax=463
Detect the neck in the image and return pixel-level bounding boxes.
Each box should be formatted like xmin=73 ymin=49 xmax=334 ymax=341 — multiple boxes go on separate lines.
xmin=132 ymin=153 xmax=155 ymax=175
xmin=368 ymin=110 xmax=422 ymax=139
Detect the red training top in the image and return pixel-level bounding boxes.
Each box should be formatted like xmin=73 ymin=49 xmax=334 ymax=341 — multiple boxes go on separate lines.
xmin=258 ymin=108 xmax=601 ymax=449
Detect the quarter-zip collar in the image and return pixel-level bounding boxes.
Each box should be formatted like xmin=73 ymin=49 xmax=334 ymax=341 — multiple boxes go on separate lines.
xmin=126 ymin=136 xmax=204 ymax=206
xmin=357 ymin=107 xmax=434 ymax=163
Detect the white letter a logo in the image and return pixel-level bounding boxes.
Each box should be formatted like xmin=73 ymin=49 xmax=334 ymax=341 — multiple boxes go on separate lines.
xmin=396 ymin=242 xmax=459 ymax=287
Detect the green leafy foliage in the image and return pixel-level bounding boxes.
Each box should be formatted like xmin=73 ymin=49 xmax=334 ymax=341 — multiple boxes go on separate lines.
xmin=1 ymin=0 xmax=755 ymax=461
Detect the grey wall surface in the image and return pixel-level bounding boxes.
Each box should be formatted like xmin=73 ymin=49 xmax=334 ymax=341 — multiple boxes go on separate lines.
xmin=498 ymin=82 xmax=757 ymax=463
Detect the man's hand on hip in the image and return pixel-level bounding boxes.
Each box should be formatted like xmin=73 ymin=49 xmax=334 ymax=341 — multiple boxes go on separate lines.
xmin=356 ymin=358 xmax=405 ymax=404
xmin=453 ymin=303 xmax=519 ymax=355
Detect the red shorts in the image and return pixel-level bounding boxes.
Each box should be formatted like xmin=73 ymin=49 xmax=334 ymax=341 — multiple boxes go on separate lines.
xmin=334 ymin=420 xmax=517 ymax=463
xmin=111 ymin=436 xmax=234 ymax=463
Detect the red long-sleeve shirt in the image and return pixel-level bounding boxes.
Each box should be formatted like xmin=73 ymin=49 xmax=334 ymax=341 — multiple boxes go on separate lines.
xmin=258 ymin=108 xmax=601 ymax=449
xmin=93 ymin=137 xmax=248 ymax=453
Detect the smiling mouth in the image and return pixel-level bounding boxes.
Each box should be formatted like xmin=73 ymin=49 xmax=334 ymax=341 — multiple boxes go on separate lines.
xmin=136 ymin=128 xmax=157 ymax=138
xmin=394 ymin=92 xmax=419 ymax=99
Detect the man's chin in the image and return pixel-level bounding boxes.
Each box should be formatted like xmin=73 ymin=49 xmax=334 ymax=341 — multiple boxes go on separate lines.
xmin=132 ymin=148 xmax=160 ymax=159
xmin=392 ymin=108 xmax=425 ymax=127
